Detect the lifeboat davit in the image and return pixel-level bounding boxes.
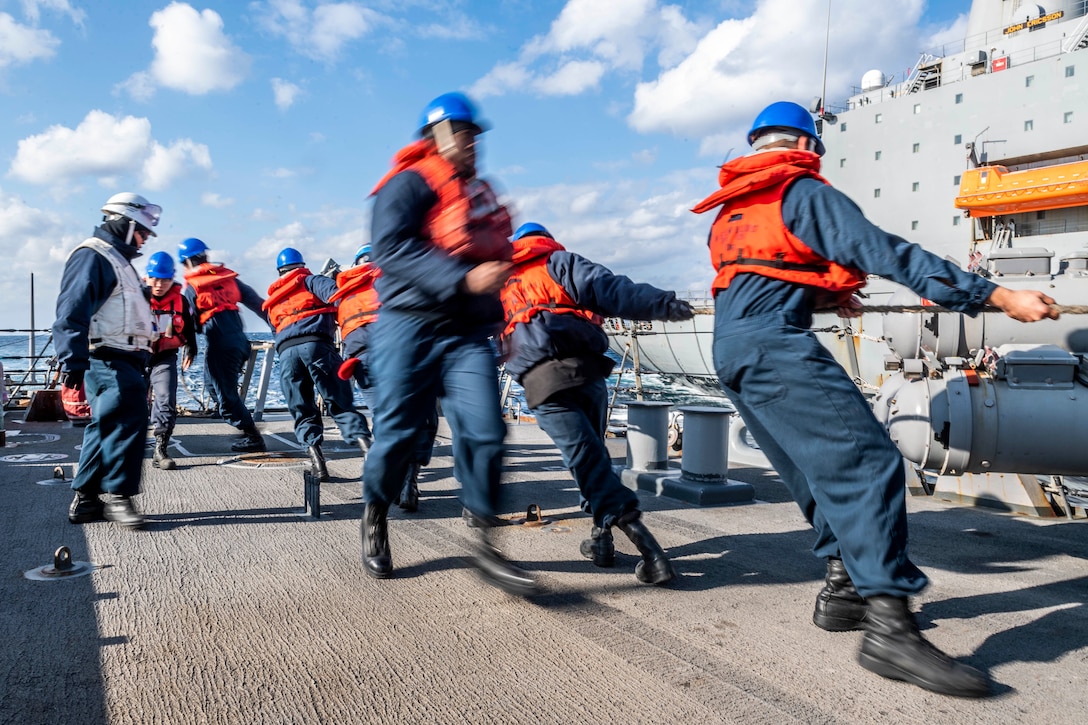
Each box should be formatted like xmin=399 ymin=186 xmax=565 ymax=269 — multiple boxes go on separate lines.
xmin=954 ymin=160 xmax=1088 ymax=217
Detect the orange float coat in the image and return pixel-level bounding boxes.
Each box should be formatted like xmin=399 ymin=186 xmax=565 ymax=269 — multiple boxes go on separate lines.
xmin=499 ymin=235 xmax=601 ymax=344
xmin=692 ymin=150 xmax=866 ymax=299
xmin=330 ymin=264 xmax=381 ymax=338
xmin=149 ymin=282 xmax=187 ymax=354
xmin=183 ymin=263 xmax=243 ymax=325
xmin=263 ymin=268 xmax=336 ymax=334
xmin=371 ymin=139 xmax=513 ymax=263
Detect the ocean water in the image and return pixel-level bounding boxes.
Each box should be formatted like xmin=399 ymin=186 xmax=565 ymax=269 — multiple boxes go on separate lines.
xmin=0 ymin=332 xmax=729 ymax=414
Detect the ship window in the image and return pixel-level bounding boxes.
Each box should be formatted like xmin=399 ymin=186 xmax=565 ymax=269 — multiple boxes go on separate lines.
xmin=954 ymin=174 xmax=961 ymax=185
xmin=912 ymin=182 xmax=920 ymax=192
xmin=1065 ymin=111 xmax=1074 ymax=124
xmin=955 ymin=93 xmax=963 ymax=104
xmin=874 ymin=188 xmax=881 ymax=198
xmin=840 ymin=122 xmax=846 ymax=131
xmin=875 ymin=113 xmax=882 ymax=124
xmin=911 ymin=221 xmax=919 ymax=231
xmin=1025 ymin=119 xmax=1034 ymax=131
xmin=839 ymin=158 xmax=846 ymax=167
xmin=913 ymin=103 xmax=921 ymax=114
xmin=953 ymin=216 xmax=960 ymax=226
xmin=875 ymin=150 xmax=882 ymax=160
xmin=954 ymin=134 xmax=962 ymax=144
xmin=1066 ymin=65 xmax=1075 ymax=78
xmin=912 ymin=142 xmax=920 ymax=153
xmin=1025 ymin=75 xmax=1034 ymax=87
xmin=1037 ymin=211 xmax=1046 ymax=220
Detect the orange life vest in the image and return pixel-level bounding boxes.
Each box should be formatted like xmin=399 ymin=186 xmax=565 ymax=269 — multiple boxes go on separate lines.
xmin=692 ymin=150 xmax=867 ymax=297
xmin=183 ymin=262 xmax=242 ymax=325
xmin=149 ymin=282 xmax=187 ymax=354
xmin=330 ymin=264 xmax=381 ymax=338
xmin=371 ymin=140 xmax=513 ymax=263
xmin=263 ymin=268 xmax=336 ymax=334
xmin=499 ymin=235 xmax=601 ymax=343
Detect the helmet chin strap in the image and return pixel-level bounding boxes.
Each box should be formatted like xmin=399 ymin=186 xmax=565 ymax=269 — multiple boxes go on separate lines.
xmin=125 ymin=219 xmax=136 ymax=246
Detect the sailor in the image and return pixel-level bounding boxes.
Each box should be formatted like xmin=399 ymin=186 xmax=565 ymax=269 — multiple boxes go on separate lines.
xmin=692 ymin=100 xmax=1059 ymax=698
xmin=264 ymin=247 xmax=372 ymax=480
xmin=54 ymin=192 xmax=162 ymax=529
xmin=362 ymin=91 xmax=535 ymax=594
xmin=331 ymin=243 xmax=434 ymax=509
xmin=177 ymin=237 xmax=270 ymax=453
xmin=145 ymin=251 xmax=198 ymax=471
xmin=499 ymin=222 xmax=695 ymax=585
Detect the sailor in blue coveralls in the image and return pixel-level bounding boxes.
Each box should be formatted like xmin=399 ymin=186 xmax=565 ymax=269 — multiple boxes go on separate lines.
xmin=264 ymin=247 xmax=372 ymax=481
xmin=694 ymin=101 xmax=1060 ymax=698
xmin=55 ymin=192 xmax=163 ymax=530
xmin=361 ymin=92 xmax=536 ymax=595
xmin=498 ymin=222 xmax=695 ymax=586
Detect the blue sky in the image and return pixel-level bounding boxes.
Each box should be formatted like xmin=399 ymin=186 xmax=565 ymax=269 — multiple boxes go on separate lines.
xmin=0 ymin=0 xmax=969 ymax=330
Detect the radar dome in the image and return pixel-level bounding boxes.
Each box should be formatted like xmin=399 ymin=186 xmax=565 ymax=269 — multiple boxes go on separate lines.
xmin=861 ymin=69 xmax=886 ymax=92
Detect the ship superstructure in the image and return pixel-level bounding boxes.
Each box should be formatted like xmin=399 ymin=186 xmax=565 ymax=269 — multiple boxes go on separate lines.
xmin=821 ymin=0 xmax=1088 ymax=265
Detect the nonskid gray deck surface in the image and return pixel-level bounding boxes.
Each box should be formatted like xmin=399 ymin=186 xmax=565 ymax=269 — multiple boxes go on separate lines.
xmin=2 ymin=414 xmax=1087 ymax=724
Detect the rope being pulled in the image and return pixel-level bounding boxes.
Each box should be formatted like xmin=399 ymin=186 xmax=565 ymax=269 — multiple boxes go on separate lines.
xmin=691 ymin=304 xmax=1086 ymax=315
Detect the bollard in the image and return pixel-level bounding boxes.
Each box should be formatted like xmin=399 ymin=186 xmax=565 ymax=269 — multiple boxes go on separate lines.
xmin=678 ymin=406 xmax=731 ymax=483
xmin=625 ymin=401 xmax=672 ymax=471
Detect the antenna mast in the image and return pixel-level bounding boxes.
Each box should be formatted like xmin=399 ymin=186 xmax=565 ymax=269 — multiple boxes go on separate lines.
xmin=820 ymin=0 xmax=831 ymax=115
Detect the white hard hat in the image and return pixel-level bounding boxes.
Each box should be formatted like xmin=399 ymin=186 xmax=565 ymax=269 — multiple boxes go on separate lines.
xmin=101 ymin=192 xmax=162 ymax=236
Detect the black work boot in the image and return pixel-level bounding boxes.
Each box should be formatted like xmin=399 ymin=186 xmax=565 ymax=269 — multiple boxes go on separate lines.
xmin=231 ymin=427 xmax=266 ymax=453
xmin=813 ymin=557 xmax=868 ymax=632
xmin=102 ymin=494 xmax=146 ymax=530
xmin=307 ymin=444 xmax=330 ymax=482
xmin=397 ymin=463 xmax=421 ymax=513
xmin=68 ymin=491 xmax=105 ymax=524
xmin=153 ymin=433 xmax=176 ymax=470
xmin=579 ymin=525 xmax=616 ymax=567
xmin=361 ymin=503 xmax=393 ymax=579
xmin=472 ymin=526 xmax=538 ymax=597
xmin=616 ymin=511 xmax=675 ymax=586
xmin=858 ymin=595 xmax=991 ymax=698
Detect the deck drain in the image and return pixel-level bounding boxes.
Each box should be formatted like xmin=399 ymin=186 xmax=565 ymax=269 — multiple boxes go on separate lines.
xmin=25 ymin=546 xmax=98 ymax=581
xmin=219 ymin=451 xmax=310 ymax=469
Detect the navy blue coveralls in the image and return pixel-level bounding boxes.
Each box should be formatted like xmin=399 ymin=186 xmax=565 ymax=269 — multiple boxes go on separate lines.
xmin=273 ymin=273 xmax=371 ymax=448
xmin=53 ymin=225 xmax=152 ymax=498
xmin=183 ymin=276 xmax=268 ymax=432
xmin=342 ymin=320 xmax=435 ymax=465
xmin=502 ymin=250 xmax=676 ymax=528
xmin=148 ymin=287 xmax=197 ymax=437
xmin=711 ymin=173 xmax=997 ymax=598
xmin=363 ymin=171 xmax=506 ymax=516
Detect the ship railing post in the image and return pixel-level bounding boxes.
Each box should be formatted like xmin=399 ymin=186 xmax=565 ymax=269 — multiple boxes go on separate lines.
xmin=252 ymin=343 xmax=275 ymax=423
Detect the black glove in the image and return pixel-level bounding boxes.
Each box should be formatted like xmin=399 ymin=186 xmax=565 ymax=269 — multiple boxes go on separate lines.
xmin=62 ymin=369 xmax=85 ymax=390
xmin=665 ymin=299 xmax=696 ymax=322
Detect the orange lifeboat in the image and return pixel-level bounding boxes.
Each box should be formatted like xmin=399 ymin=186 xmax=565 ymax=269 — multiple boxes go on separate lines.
xmin=954 ymin=160 xmax=1088 ymax=217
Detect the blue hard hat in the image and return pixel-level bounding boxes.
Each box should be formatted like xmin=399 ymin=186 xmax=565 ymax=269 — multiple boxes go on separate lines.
xmin=747 ymin=101 xmax=825 ymax=156
xmin=512 ymin=222 xmax=552 ymax=241
xmin=178 ymin=237 xmax=209 ymax=263
xmin=354 ymin=243 xmax=372 ymax=265
xmin=276 ymin=247 xmax=305 ymax=272
xmin=418 ymin=92 xmax=489 ymax=137
xmin=146 ymin=251 xmax=175 ymax=279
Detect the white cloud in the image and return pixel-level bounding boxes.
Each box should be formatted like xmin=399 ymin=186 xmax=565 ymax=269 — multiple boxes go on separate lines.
xmin=21 ymin=0 xmax=86 ymax=26
xmin=470 ymin=0 xmax=704 ymax=99
xmin=254 ymin=0 xmax=380 ymax=63
xmin=142 ymin=139 xmax=213 ymax=190
xmin=266 ymin=167 xmax=296 ymax=179
xmin=272 ymin=78 xmax=302 ymax=110
xmin=7 ymin=110 xmax=212 ymax=189
xmin=119 ymin=2 xmax=250 ymax=99
xmin=201 ymin=192 xmax=234 ymax=208
xmin=0 ymin=11 xmax=59 ymax=68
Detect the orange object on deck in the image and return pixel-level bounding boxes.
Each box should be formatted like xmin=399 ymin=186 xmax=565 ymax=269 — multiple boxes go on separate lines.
xmin=954 ymin=160 xmax=1088 ymax=216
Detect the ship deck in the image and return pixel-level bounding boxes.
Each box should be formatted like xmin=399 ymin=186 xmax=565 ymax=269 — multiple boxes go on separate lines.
xmin=2 ymin=412 xmax=1087 ymax=724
